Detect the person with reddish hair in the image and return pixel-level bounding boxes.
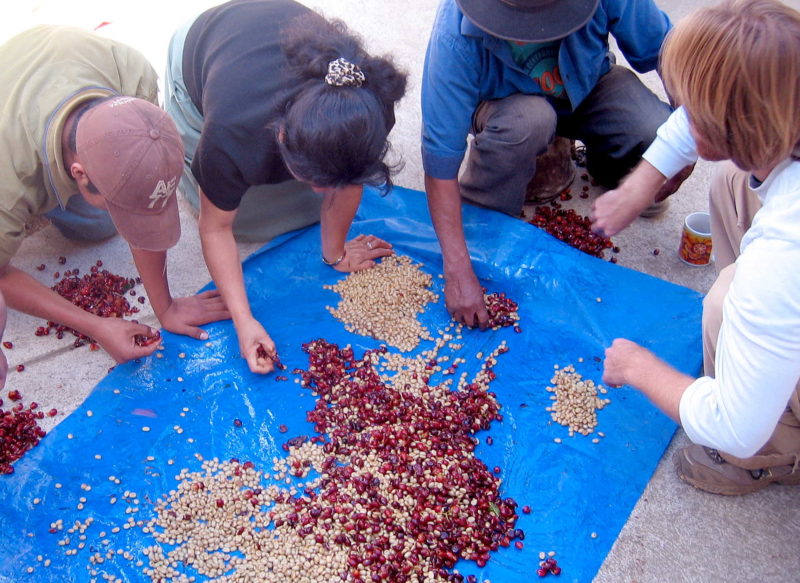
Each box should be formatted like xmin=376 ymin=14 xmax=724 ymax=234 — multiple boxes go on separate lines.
xmin=600 ymin=0 xmax=800 ymax=495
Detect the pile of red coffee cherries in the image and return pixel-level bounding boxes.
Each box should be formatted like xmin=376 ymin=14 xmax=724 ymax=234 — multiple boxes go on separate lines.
xmin=35 ymin=259 xmax=141 ymax=344
xmin=0 ymin=390 xmax=52 ymax=474
xmin=294 ymin=339 xmax=523 ymax=581
xmin=529 ymin=206 xmax=615 ymax=259
xmin=484 ymin=292 xmax=520 ymax=331
xmin=144 ymin=338 xmax=527 ymax=582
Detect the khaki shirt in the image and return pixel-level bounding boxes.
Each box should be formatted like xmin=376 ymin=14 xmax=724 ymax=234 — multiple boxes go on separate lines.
xmin=0 ymin=25 xmax=158 ymax=267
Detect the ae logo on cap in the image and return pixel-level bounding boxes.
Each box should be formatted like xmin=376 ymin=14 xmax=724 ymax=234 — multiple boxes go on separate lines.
xmin=148 ymin=177 xmax=178 ymax=209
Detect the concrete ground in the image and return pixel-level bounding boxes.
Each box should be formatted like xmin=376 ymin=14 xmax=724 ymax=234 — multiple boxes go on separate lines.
xmin=2 ymin=0 xmax=799 ymax=581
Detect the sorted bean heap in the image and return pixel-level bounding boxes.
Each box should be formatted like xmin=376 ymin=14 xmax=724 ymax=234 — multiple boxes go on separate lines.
xmin=545 ymin=364 xmax=610 ymax=437
xmin=0 ymin=391 xmax=50 ymax=474
xmin=324 ymin=255 xmax=438 ymax=352
xmin=37 ymin=259 xmax=141 ymax=345
xmin=140 ymin=336 xmax=522 ymax=582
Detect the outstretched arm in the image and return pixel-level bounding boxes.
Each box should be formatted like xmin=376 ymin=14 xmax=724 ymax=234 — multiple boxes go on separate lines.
xmin=591 ymin=107 xmax=699 ymax=237
xmin=602 ymin=338 xmax=692 ymax=422
xmin=425 ymin=175 xmax=488 ymax=328
xmin=198 ymin=189 xmax=275 ymax=374
xmin=0 ymin=265 xmax=159 ymax=363
xmin=590 ymin=160 xmax=668 ymax=237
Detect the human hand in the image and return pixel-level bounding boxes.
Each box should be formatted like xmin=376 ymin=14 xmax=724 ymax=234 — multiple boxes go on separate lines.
xmin=590 ymin=187 xmax=651 ymax=238
xmin=590 ymin=160 xmax=673 ymax=237
xmin=334 ymin=234 xmax=394 ymax=272
xmin=157 ymin=290 xmax=230 ymax=340
xmin=602 ymin=338 xmax=653 ymax=387
xmin=92 ymin=318 xmax=161 ymax=363
xmin=444 ymin=267 xmax=489 ymax=329
xmin=236 ymin=317 xmax=276 ymax=374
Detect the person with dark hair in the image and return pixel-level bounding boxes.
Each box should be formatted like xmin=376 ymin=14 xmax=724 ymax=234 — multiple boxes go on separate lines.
xmin=0 ymin=26 xmax=229 ymax=365
xmin=421 ymin=0 xmax=693 ymax=328
xmin=165 ymin=0 xmax=407 ymax=374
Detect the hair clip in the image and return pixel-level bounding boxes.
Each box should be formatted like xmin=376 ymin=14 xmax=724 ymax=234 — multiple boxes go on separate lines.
xmin=325 ymin=57 xmax=365 ymax=87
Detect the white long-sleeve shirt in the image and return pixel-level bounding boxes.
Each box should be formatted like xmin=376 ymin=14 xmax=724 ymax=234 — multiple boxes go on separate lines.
xmin=643 ymin=108 xmax=800 ymax=458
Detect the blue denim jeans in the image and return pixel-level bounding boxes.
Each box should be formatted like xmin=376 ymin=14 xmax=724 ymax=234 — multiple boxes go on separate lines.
xmin=44 ymin=194 xmax=117 ymax=242
xmin=461 ymin=65 xmax=672 ymax=216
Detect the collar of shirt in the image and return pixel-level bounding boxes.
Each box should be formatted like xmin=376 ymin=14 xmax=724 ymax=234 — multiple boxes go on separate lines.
xmin=42 ymin=87 xmax=115 ymax=209
xmin=749 ymin=157 xmax=796 ymax=203
xmin=459 ymin=13 xmax=523 ymax=73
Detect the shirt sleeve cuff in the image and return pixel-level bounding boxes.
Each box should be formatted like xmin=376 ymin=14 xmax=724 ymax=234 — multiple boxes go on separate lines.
xmin=643 ymin=135 xmax=695 ymax=180
xmin=642 ymin=107 xmax=698 ymax=179
xmin=678 ymin=376 xmax=763 ymax=459
xmin=422 ymin=148 xmax=464 ymax=180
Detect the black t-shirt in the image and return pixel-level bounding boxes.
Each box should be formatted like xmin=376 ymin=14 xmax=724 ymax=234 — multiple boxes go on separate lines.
xmin=183 ymin=0 xmax=308 ymax=211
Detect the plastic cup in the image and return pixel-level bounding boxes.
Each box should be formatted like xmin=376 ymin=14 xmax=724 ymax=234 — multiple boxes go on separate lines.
xmin=678 ymin=211 xmax=713 ymax=266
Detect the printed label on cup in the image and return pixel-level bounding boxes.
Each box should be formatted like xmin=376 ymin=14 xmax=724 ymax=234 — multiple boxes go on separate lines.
xmin=679 ymin=211 xmax=713 ymax=266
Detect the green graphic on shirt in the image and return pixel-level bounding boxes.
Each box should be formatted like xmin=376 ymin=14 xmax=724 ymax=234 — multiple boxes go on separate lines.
xmin=508 ymin=40 xmax=565 ymax=99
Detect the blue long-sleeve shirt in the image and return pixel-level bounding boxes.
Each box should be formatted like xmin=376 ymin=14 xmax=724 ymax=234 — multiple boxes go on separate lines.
xmin=421 ymin=0 xmax=671 ymax=179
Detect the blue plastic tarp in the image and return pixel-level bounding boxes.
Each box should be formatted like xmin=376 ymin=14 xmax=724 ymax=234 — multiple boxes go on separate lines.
xmin=0 ymin=186 xmax=703 ymax=582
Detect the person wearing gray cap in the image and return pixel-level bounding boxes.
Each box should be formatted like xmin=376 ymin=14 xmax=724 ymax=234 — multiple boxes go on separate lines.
xmin=421 ymin=0 xmax=692 ymax=328
xmin=0 ymin=26 xmax=229 ymax=364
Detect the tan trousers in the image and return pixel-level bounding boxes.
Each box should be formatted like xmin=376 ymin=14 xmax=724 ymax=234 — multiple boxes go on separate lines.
xmin=702 ymin=162 xmax=800 ymax=470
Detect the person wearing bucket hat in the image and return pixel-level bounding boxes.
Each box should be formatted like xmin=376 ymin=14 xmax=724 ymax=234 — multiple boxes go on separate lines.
xmin=0 ymin=26 xmax=229 ymax=364
xmin=422 ymin=0 xmax=692 ymax=328
xmin=602 ymin=0 xmax=800 ymax=495
xmin=456 ymin=0 xmax=602 ymax=42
